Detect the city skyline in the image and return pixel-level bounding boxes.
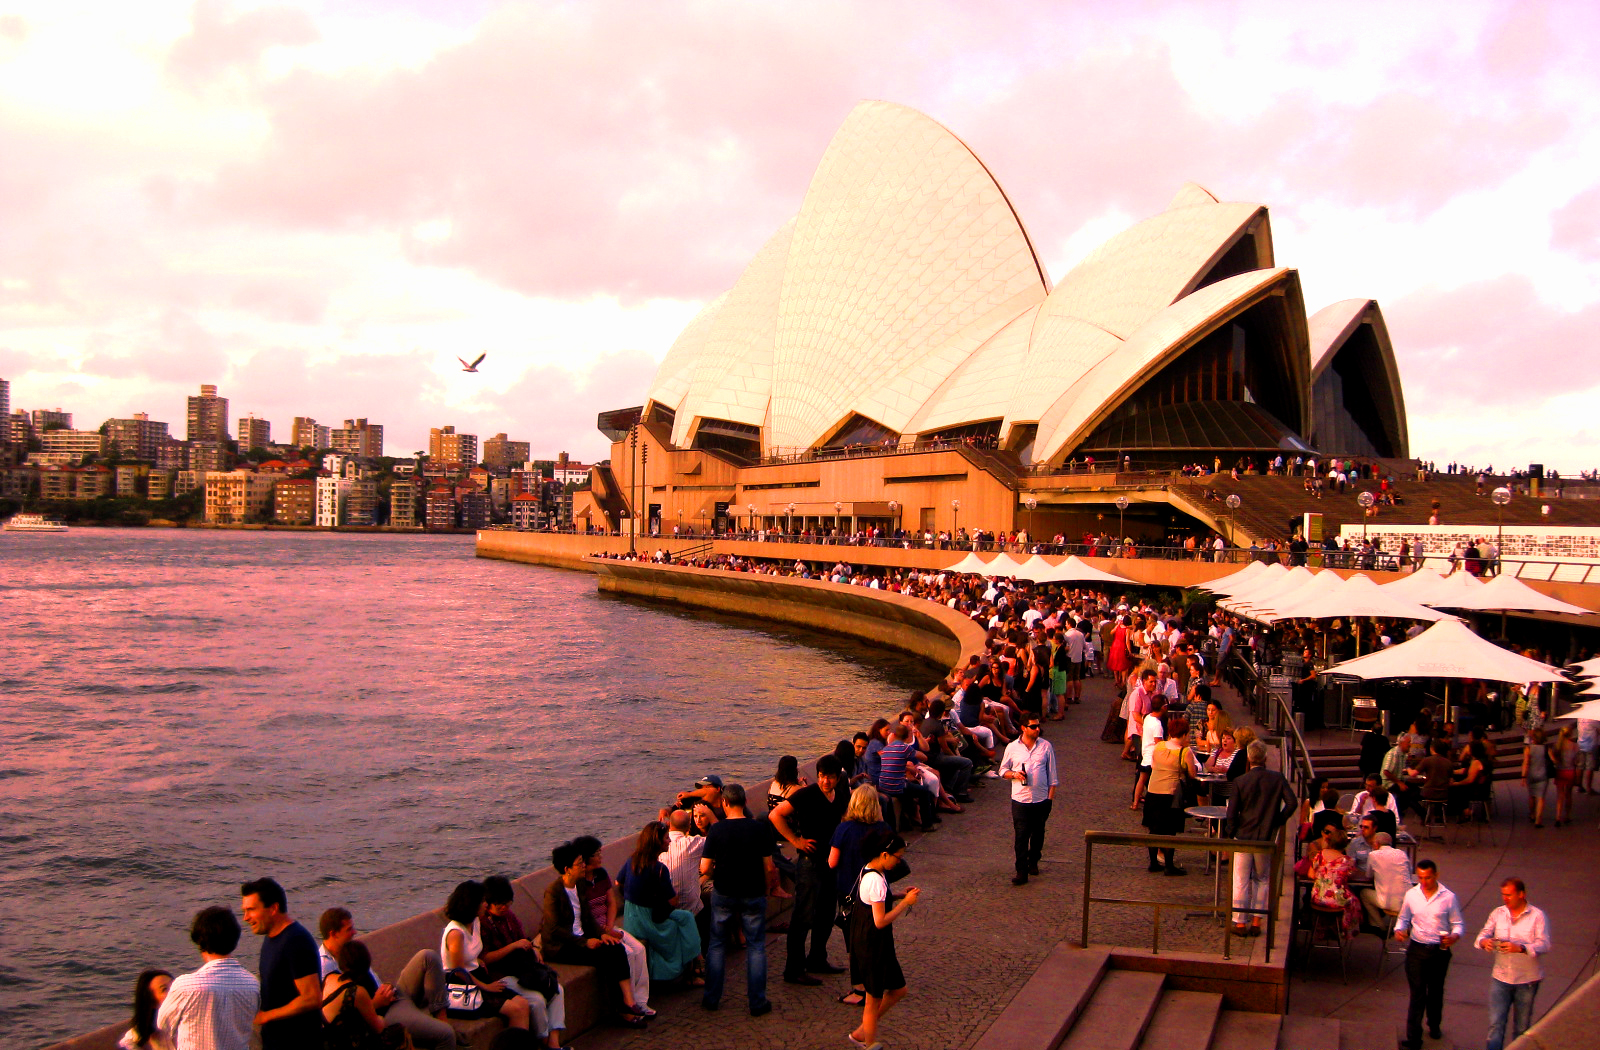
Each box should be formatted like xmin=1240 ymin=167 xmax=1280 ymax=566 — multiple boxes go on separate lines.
xmin=1 ymin=2 xmax=1599 ymax=468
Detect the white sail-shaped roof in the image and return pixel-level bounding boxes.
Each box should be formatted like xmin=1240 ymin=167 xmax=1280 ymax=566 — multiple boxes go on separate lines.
xmin=645 ymin=293 xmax=727 ymax=418
xmin=766 ymin=100 xmax=1049 ymax=450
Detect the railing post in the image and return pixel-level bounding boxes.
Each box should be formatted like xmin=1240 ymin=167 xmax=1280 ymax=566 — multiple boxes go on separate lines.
xmin=1081 ymin=839 xmax=1093 ymax=949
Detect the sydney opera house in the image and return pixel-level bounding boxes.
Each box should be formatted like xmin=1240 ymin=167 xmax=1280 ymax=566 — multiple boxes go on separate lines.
xmin=579 ymin=101 xmax=1409 ymax=540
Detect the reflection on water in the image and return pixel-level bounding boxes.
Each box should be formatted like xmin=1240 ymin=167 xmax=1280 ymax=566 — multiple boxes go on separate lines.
xmin=0 ymin=529 xmax=930 ymax=1048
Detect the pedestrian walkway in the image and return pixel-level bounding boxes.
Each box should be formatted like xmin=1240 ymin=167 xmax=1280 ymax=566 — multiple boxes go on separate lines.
xmin=574 ymin=673 xmax=1262 ymax=1050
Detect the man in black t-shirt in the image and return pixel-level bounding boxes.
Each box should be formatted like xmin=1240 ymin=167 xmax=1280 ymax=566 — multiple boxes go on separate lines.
xmin=242 ymin=876 xmax=323 ymax=1048
xmin=769 ymin=755 xmax=848 ymax=984
xmin=700 ymin=783 xmax=776 ymax=1014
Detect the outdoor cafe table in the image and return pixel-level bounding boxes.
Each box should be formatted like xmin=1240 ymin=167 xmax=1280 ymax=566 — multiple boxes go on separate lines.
xmin=1184 ymin=804 xmax=1230 ymax=919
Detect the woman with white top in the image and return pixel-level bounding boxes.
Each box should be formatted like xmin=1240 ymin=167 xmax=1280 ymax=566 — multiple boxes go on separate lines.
xmin=847 ymin=829 xmax=921 ymax=1050
xmin=439 ymin=881 xmax=530 ymax=1030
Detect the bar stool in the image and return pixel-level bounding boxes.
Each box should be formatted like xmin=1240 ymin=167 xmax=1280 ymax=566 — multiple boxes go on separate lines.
xmin=1451 ymin=798 xmax=1497 ymax=847
xmin=1350 ymin=697 xmax=1380 ymax=741
xmin=1377 ymin=908 xmax=1407 ymax=976
xmin=1417 ymin=799 xmax=1448 ymax=842
xmin=1306 ymin=902 xmax=1351 ymax=982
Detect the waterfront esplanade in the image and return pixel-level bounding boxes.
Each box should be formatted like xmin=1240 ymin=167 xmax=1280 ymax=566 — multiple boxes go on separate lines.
xmin=576 ymin=101 xmax=1409 ymax=544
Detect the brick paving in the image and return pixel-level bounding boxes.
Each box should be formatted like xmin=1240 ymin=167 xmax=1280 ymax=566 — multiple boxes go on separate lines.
xmin=574 ymin=673 xmax=1240 ymax=1050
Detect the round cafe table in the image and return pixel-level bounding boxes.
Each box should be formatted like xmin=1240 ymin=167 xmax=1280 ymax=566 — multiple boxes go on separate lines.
xmin=1184 ymin=805 xmax=1230 ymax=920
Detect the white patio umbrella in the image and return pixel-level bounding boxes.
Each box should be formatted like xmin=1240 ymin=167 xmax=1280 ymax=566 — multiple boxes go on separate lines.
xmin=985 ymin=551 xmax=1038 ymax=579
xmin=1456 ymin=574 xmax=1591 ymax=616
xmin=944 ymin=551 xmax=996 ymax=576
xmin=1268 ymin=573 xmax=1455 ymax=625
xmin=1418 ymin=570 xmax=1487 ymax=608
xmin=1247 ymin=568 xmax=1349 ymax=622
xmin=1033 ymin=554 xmax=1129 ymax=586
xmin=1550 ymin=697 xmax=1600 ymax=720
xmin=1381 ymin=566 xmax=1449 ymax=601
xmin=1221 ymin=565 xmax=1318 ymax=613
xmin=1322 ymin=619 xmax=1567 ymax=718
xmin=1568 ymin=656 xmax=1600 ymax=676
xmin=1200 ymin=560 xmax=1268 ymax=595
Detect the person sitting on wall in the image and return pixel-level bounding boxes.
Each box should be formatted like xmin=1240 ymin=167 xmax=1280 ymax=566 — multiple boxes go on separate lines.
xmin=315 ymin=907 xmax=455 ymax=1049
xmin=540 ymin=842 xmax=649 ymax=1029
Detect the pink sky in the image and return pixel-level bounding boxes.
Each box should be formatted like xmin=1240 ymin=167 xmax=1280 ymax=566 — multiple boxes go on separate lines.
xmin=2 ymin=0 xmax=1598 ymax=468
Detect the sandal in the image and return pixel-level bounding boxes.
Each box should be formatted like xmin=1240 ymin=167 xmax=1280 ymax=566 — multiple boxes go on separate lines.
xmin=839 ymin=990 xmax=866 ymax=1006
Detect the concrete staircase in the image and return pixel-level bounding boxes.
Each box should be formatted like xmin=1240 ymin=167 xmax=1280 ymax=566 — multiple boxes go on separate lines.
xmin=973 ymin=944 xmax=1396 ymax=1050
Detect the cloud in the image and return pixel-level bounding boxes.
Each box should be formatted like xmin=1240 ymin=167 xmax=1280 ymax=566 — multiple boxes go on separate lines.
xmin=1551 ymin=184 xmax=1600 ymax=261
xmin=164 ymin=0 xmax=318 ymax=90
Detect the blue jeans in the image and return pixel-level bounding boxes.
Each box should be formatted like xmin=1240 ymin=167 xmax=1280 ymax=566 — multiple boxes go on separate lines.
xmin=703 ymin=891 xmax=768 ymax=1010
xmin=1486 ymin=978 xmax=1539 ymax=1050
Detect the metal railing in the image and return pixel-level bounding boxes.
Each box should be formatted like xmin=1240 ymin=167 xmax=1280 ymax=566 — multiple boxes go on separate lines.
xmin=1223 ymin=651 xmax=1318 ymax=798
xmin=1080 ymin=828 xmax=1285 ymax=962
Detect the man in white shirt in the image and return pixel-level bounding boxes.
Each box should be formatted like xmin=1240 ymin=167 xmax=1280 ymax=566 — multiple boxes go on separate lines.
xmin=1394 ymin=860 xmax=1465 ymax=1049
xmin=999 ymin=716 xmax=1058 ymax=886
xmin=1350 ymin=775 xmax=1402 ymax=821
xmin=1357 ymin=832 xmax=1413 ymax=929
xmin=1133 ymin=694 xmax=1167 ymax=809
xmin=157 ymin=906 xmax=259 ymax=1050
xmin=1476 ymin=877 xmax=1551 ymax=1050
xmin=1064 ymin=620 xmax=1087 ymax=705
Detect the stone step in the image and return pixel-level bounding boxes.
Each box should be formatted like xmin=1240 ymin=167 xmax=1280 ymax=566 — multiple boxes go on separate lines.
xmin=1059 ymin=969 xmax=1167 ymax=1050
xmin=971 ymin=943 xmax=1110 ymax=1050
xmin=1339 ymin=1018 xmax=1400 ymax=1050
xmin=1276 ymin=1013 xmax=1342 ymax=1050
xmin=1211 ymin=1009 xmax=1282 ymax=1050
xmin=1135 ymin=990 xmax=1224 ymax=1050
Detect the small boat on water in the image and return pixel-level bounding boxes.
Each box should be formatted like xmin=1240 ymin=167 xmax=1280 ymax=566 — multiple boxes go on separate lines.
xmin=3 ymin=513 xmax=69 ymax=532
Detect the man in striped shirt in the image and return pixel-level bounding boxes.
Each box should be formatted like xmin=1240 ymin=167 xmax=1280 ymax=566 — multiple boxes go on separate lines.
xmin=876 ymin=722 xmax=935 ymax=831
xmin=157 ymin=906 xmax=259 ymax=1050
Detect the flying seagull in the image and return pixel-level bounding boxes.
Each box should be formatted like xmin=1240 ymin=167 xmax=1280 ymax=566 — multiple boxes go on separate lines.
xmin=458 ymin=352 xmax=487 ymax=373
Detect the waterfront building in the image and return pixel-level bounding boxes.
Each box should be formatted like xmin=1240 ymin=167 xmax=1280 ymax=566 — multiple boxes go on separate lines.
xmin=41 ymin=429 xmax=106 ymax=461
xmin=104 ymin=414 xmax=170 ymax=461
xmin=510 ymin=491 xmax=542 ymax=530
xmin=237 ymin=414 xmax=271 ymax=451
xmin=466 ymin=466 xmax=492 ymax=490
xmin=175 ymin=469 xmax=210 ymax=496
xmin=274 ymin=477 xmax=316 ymax=524
xmin=390 ymin=479 xmax=420 ymax=528
xmin=429 ymin=426 xmax=478 ymax=467
xmin=154 ymin=439 xmax=187 ymax=470
xmin=458 ymin=488 xmax=492 ymax=529
xmin=0 ymin=465 xmax=38 ymax=498
xmin=331 ymin=418 xmax=384 ymax=458
xmin=7 ymin=410 xmax=28 ymax=445
xmin=205 ymin=470 xmax=274 ymax=524
xmin=316 ymin=475 xmax=351 ymax=527
xmin=345 ymin=478 xmax=379 ymax=525
xmin=551 ymin=453 xmax=591 ymax=486
xmin=186 ymin=384 xmax=229 ymax=443
xmin=146 ymin=469 xmax=175 ymax=501
xmin=482 ymin=433 xmax=531 ymax=470
xmin=75 ymin=465 xmax=112 ymax=499
xmin=291 ymin=416 xmax=331 ymax=450
xmin=509 ymin=464 xmax=543 ymax=496
xmin=582 ymin=101 xmax=1410 ymax=541
xmin=114 ymin=463 xmax=148 ymax=497
xmin=0 ymin=378 xmax=8 ymax=444
xmin=489 ymin=476 xmax=512 ymax=515
xmin=39 ymin=466 xmax=74 ymax=500
xmin=425 ymin=486 xmax=456 ymax=530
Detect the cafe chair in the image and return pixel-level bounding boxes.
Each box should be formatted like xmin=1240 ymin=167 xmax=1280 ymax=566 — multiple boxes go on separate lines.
xmin=1376 ymin=908 xmax=1407 ymax=976
xmin=1417 ymin=799 xmax=1448 ymax=842
xmin=1450 ymin=797 xmax=1496 ymax=847
xmin=1305 ymin=903 xmax=1352 ymax=982
xmin=1349 ymin=697 xmax=1380 ymax=741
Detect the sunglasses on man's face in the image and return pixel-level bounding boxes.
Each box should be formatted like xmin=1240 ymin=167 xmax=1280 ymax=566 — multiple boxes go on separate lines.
xmin=1024 ymin=723 xmax=1042 ymax=730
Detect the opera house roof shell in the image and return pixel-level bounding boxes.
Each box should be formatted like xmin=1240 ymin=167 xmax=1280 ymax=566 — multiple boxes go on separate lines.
xmin=639 ymin=101 xmax=1408 ymax=466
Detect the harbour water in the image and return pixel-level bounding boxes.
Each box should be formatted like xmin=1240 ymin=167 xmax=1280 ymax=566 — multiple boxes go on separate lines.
xmin=0 ymin=529 xmax=931 ymax=1048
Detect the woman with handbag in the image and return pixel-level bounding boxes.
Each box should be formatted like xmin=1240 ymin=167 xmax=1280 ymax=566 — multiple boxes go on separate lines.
xmin=847 ymin=829 xmax=920 ymax=1050
xmin=828 ymin=785 xmax=892 ymax=1007
xmin=321 ymin=939 xmax=410 ymax=1050
xmin=616 ymin=821 xmax=703 ymax=985
xmin=480 ymin=876 xmax=568 ymax=1050
xmin=1142 ymin=714 xmax=1197 ymax=876
xmin=439 ymin=881 xmax=531 ymax=1032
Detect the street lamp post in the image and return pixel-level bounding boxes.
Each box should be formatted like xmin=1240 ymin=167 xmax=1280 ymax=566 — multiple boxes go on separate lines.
xmin=951 ymin=499 xmax=961 ymax=547
xmin=628 ymin=426 xmax=638 ymax=554
xmin=1024 ymin=496 xmax=1038 ymax=552
xmin=1225 ymin=493 xmax=1241 ymax=559
xmin=787 ymin=502 xmax=795 ymax=538
xmin=747 ymin=502 xmax=756 ymax=536
xmin=834 ymin=500 xmax=842 ymax=542
xmin=1493 ymin=487 xmax=1512 ymax=637
xmin=1115 ymin=495 xmax=1129 ymax=554
xmin=887 ymin=499 xmax=899 ymax=542
xmin=1357 ymin=490 xmax=1375 ymax=544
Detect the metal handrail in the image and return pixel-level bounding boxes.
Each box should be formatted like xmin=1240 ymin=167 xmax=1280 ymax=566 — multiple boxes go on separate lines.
xmin=1226 ymin=652 xmax=1317 ymax=797
xmin=1080 ymin=828 xmax=1285 ymax=962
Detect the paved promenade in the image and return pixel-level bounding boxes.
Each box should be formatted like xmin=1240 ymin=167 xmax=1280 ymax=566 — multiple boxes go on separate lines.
xmin=574 ymin=673 xmax=1253 ymax=1050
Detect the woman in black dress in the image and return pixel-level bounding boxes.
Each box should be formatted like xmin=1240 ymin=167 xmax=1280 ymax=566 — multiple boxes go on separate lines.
xmin=847 ymin=830 xmax=920 ymax=1050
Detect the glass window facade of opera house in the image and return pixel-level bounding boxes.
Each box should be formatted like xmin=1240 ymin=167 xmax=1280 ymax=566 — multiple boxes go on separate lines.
xmin=578 ymin=101 xmax=1410 ymax=540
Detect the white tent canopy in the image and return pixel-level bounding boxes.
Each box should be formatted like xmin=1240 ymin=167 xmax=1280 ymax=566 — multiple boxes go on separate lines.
xmin=1569 ymin=656 xmax=1600 ymax=676
xmin=1456 ymin=573 xmax=1591 ymax=616
xmin=1032 ymin=554 xmax=1129 ymax=586
xmin=1201 ymin=560 xmax=1268 ymax=596
xmin=1247 ymin=569 xmax=1348 ymax=622
xmin=1221 ymin=565 xmax=1318 ymax=613
xmin=986 ymin=552 xmax=1037 ymax=579
xmin=1553 ymin=698 xmax=1600 ymax=720
xmin=1323 ymin=618 xmax=1567 ymax=686
xmin=1268 ymin=573 xmax=1455 ymax=624
xmin=1381 ymin=566 xmax=1449 ymax=601
xmin=1419 ymin=570 xmax=1487 ymax=608
xmin=945 ymin=552 xmax=995 ymax=576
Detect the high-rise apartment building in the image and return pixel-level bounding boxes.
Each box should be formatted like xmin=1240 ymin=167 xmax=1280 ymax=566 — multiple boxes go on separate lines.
xmin=428 ymin=426 xmax=477 ymax=466
xmin=424 ymin=486 xmax=456 ymax=530
xmin=0 ymin=378 xmax=9 ymax=444
xmin=274 ymin=477 xmax=316 ymax=524
xmin=291 ymin=416 xmax=324 ymax=449
xmin=389 ymin=479 xmax=420 ymax=527
xmin=236 ymin=414 xmax=271 ymax=450
xmin=331 ymin=418 xmax=384 ymax=458
xmin=345 ymin=479 xmax=379 ymax=525
xmin=154 ymin=439 xmax=187 ymax=470
xmin=32 ymin=408 xmax=72 ymax=432
xmin=104 ymin=414 xmax=170 ymax=461
xmin=205 ymin=471 xmax=275 ymax=524
xmin=315 ymin=476 xmax=351 ymax=527
xmin=188 ymin=441 xmax=228 ymax=473
xmin=146 ymin=470 xmax=175 ymax=501
xmin=186 ymin=384 xmax=229 ymax=442
xmin=8 ymin=411 xmax=29 ymax=445
xmin=458 ymin=488 xmax=492 ymax=529
xmin=114 ymin=464 xmax=148 ymax=497
xmin=481 ymin=433 xmax=531 ymax=470
xmin=41 ymin=430 xmax=106 ymax=459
